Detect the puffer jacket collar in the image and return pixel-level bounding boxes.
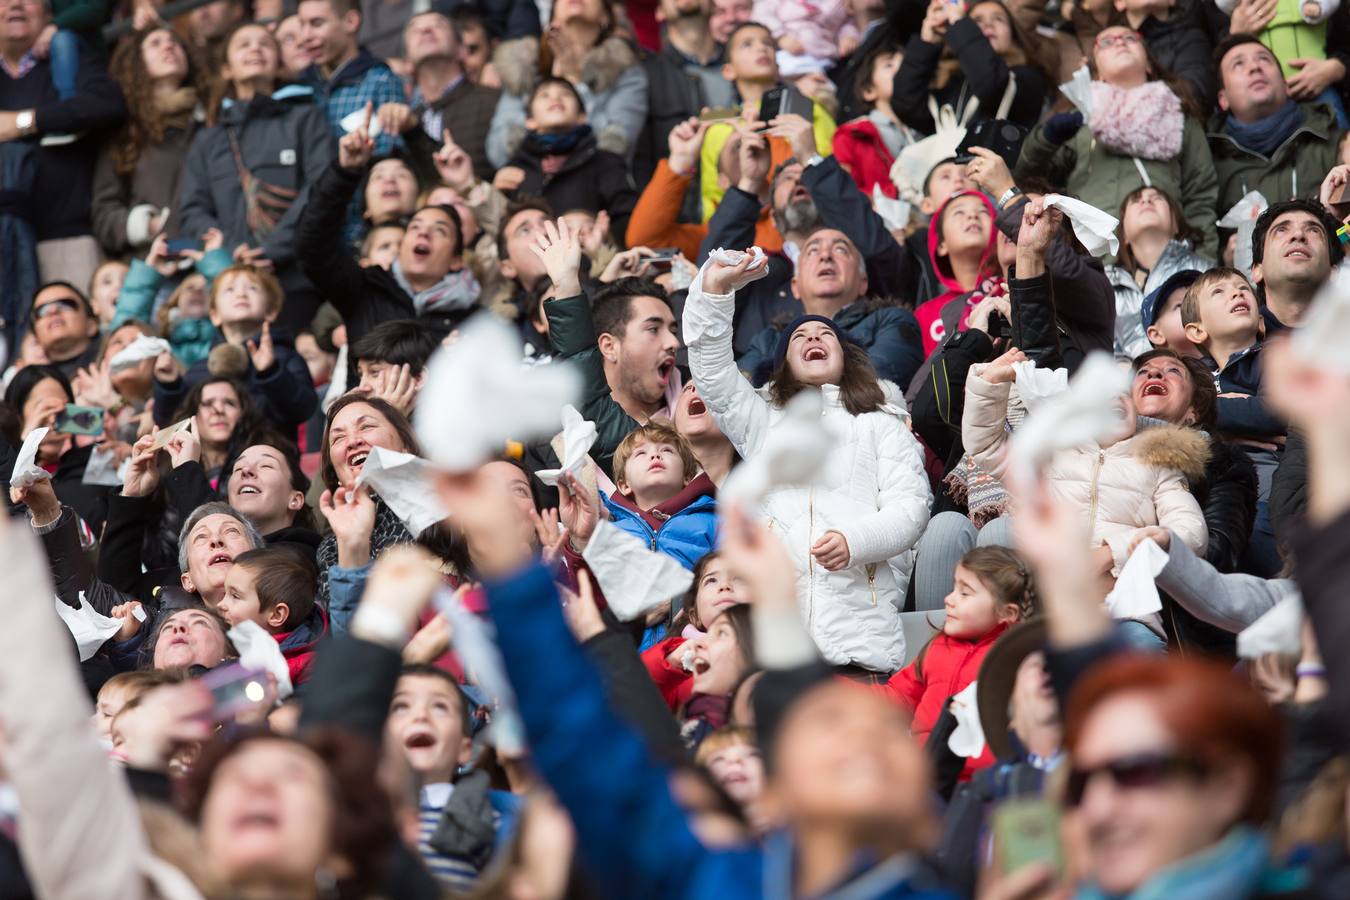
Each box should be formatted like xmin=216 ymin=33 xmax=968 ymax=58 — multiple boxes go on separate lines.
xmin=493 ymin=34 xmax=638 ymax=97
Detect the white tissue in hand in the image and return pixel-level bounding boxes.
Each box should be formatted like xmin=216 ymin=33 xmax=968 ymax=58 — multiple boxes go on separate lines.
xmin=227 ymin=619 xmax=294 ymax=700
xmin=535 ymin=405 xmax=598 ymax=486
xmin=947 ymin=681 xmax=987 ymax=759
xmin=582 ymin=520 xmax=694 ymax=622
xmin=415 ymin=313 xmax=580 ymax=471
xmin=706 ymin=247 xmax=768 ymax=287
xmin=1103 ymin=538 xmax=1169 ymax=619
xmin=432 ymin=586 xmax=527 ymax=756
xmin=108 ymin=335 xmax=171 ymax=373
xmin=82 ymin=444 xmax=124 ymax=486
xmin=872 ymin=185 xmax=912 ymax=233
xmin=1008 ymin=352 xmax=1131 ymax=489
xmin=10 ymin=427 xmax=50 ymax=488
xmin=721 ymin=390 xmax=834 ymax=506
xmin=1010 ymin=360 xmax=1068 ymax=411
xmin=1237 ymin=594 xmax=1304 ymax=659
xmin=1292 ymin=265 xmax=1350 ymax=375
xmin=1218 ymin=191 xmax=1268 ymax=277
xmin=54 ymin=591 xmax=123 ymax=662
xmin=355 ymin=446 xmax=449 ymax=535
xmin=339 ymin=107 xmax=384 ymax=138
xmin=1042 ymin=194 xmax=1119 ymax=257
xmin=684 ymin=249 xmax=771 ymax=344
xmin=1060 ymin=65 xmax=1094 ymax=120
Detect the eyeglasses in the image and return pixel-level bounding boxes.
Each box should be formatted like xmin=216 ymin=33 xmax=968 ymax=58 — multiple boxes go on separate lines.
xmin=1095 ymin=32 xmax=1142 ymax=50
xmin=32 ymin=297 xmax=82 ymax=319
xmin=1064 ymin=752 xmax=1207 ymax=807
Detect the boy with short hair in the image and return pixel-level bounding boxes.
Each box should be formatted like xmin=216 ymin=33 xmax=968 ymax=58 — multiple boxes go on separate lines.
xmin=502 ymin=77 xmax=638 ymax=245
xmin=386 ymin=664 xmax=519 ymax=893
xmin=1181 ymin=266 xmax=1284 ymax=574
xmin=360 ymin=223 xmax=404 ymax=270
xmin=152 ymin=264 xmax=319 ymax=435
xmin=218 ymin=548 xmax=327 ymax=684
xmin=1141 ymin=269 xmax=1204 ymax=359
xmin=833 ymin=44 xmax=914 ymax=199
xmin=93 ymin=670 xmax=178 ymax=748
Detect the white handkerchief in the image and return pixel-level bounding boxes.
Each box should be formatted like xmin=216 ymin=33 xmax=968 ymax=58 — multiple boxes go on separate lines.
xmin=535 ymin=405 xmax=598 ymax=486
xmin=684 ymin=249 xmax=771 ymax=344
xmin=872 ymin=184 xmax=912 ymax=232
xmin=947 ymin=681 xmax=987 ymax=758
xmin=432 ymin=586 xmax=526 ymax=756
xmin=707 ymin=246 xmax=768 ymax=276
xmin=108 ymin=335 xmax=171 ymax=373
xmin=582 ymin=520 xmax=694 ymax=622
xmin=1237 ymin=594 xmax=1304 ymax=659
xmin=1060 ymin=65 xmax=1093 ymax=121
xmin=1011 ymin=360 xmax=1068 ymax=410
xmin=10 ymin=427 xmax=50 ymax=488
xmin=775 ymin=51 xmax=830 ymax=77
xmin=415 ymin=313 xmax=580 ymax=472
xmin=1007 ymin=352 xmax=1131 ymax=489
xmin=1217 ymin=191 xmax=1268 ymax=277
xmin=721 ymin=389 xmax=834 ymax=506
xmin=1103 ymin=538 xmax=1169 ymax=619
xmin=339 ymin=107 xmax=384 ymax=138
xmin=1293 ymin=265 xmax=1350 ymax=375
xmin=82 ymin=444 xmax=124 ymax=486
xmin=355 ymin=446 xmax=449 ymax=535
xmin=1042 ymin=194 xmax=1119 ymax=257
xmin=54 ymin=591 xmax=123 ymax=662
xmin=227 ymin=619 xmax=294 ymax=700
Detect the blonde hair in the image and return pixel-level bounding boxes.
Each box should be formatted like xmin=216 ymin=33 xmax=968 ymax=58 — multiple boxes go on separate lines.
xmin=612 ymin=421 xmax=699 ymax=491
xmin=694 ymin=725 xmax=756 ymax=767
xmin=155 ymin=273 xmax=209 ymax=337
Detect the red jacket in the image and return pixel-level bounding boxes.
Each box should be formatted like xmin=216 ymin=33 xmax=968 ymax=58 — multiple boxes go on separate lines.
xmin=641 ymin=636 xmax=694 ymax=710
xmin=884 ymin=623 xmax=1009 ymax=777
xmin=915 ymin=189 xmax=1002 ymax=356
xmin=832 ymin=117 xmax=897 ymax=199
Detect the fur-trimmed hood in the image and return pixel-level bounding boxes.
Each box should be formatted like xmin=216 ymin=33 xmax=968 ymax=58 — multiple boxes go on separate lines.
xmin=492 ymin=34 xmax=638 ymax=100
xmin=1132 ymin=423 xmax=1211 ymax=482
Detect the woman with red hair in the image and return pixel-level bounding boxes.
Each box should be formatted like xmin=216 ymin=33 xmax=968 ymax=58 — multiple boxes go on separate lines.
xmin=1059 ymin=654 xmax=1299 ymax=898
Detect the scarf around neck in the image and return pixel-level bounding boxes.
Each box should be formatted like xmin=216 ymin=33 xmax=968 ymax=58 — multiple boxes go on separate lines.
xmin=1224 ymin=100 xmax=1303 ymax=158
xmin=392 ymin=261 xmax=482 ymax=315
xmin=1089 ymin=80 xmax=1184 ymax=160
xmin=522 ymin=124 xmax=592 ymax=156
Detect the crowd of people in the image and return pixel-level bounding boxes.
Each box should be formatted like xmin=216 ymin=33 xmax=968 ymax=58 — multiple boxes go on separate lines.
xmin=4 ymin=0 xmax=1350 ymax=897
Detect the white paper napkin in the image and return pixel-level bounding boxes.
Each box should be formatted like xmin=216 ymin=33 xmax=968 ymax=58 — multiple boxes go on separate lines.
xmin=1060 ymin=65 xmax=1094 ymax=121
xmin=54 ymin=591 xmax=123 ymax=662
xmin=872 ymin=184 xmax=912 ymax=232
xmin=432 ymin=585 xmax=526 ymax=756
xmin=1042 ymin=194 xmax=1119 ymax=258
xmin=227 ymin=619 xmax=294 ymax=700
xmin=1007 ymin=353 xmax=1130 ymax=489
xmin=10 ymin=427 xmax=50 ymax=488
xmin=947 ymin=681 xmax=987 ymax=758
xmin=535 ymin=404 xmax=598 ymax=487
xmin=1217 ymin=190 xmax=1268 ymax=278
xmin=1011 ymin=360 xmax=1068 ymax=410
xmin=415 ymin=313 xmax=580 ymax=472
xmin=109 ymin=335 xmax=171 ymax=373
xmin=1292 ymin=264 xmax=1350 ymax=375
xmin=82 ymin=444 xmax=125 ymax=487
xmin=339 ymin=107 xmax=384 ymax=138
xmin=1103 ymin=538 xmax=1169 ymax=619
xmin=355 ymin=446 xmax=450 ymax=535
xmin=582 ymin=519 xmax=694 ymax=622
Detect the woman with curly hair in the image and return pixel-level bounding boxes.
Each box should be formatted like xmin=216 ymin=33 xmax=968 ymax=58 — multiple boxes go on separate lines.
xmin=92 ymin=27 xmax=209 ymax=258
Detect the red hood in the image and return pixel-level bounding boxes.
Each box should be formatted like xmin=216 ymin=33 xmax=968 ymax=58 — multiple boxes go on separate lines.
xmin=926 ymin=189 xmax=1000 ymax=297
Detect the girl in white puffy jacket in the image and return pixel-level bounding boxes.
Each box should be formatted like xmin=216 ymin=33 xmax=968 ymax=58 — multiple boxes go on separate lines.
xmin=685 ymin=252 xmax=932 ymax=675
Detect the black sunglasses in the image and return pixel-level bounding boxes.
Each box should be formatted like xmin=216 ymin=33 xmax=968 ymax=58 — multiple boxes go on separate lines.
xmin=32 ymin=297 xmax=82 ymax=319
xmin=1064 ymin=752 xmax=1207 ymax=808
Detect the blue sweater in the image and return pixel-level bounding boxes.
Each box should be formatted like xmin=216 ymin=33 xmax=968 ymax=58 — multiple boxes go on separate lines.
xmin=483 ymin=563 xmax=958 ymax=900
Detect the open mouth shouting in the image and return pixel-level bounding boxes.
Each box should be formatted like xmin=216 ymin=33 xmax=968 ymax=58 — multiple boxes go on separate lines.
xmin=209 ymin=551 xmax=234 ymax=569
xmin=657 ymin=357 xmax=676 ymax=385
xmin=1140 ymin=378 xmax=1168 ymax=397
xmin=411 ymin=239 xmax=432 ymax=260
xmin=403 ymin=728 xmax=438 ymax=751
xmin=691 ymin=655 xmax=711 ymax=677
xmin=236 ymin=483 xmax=262 ymax=496
xmin=1229 ymin=298 xmax=1252 ymax=316
xmin=347 ymin=449 xmax=370 ymax=472
xmin=686 ymin=395 xmax=707 ymax=416
xmin=802 ymin=345 xmax=829 ymax=363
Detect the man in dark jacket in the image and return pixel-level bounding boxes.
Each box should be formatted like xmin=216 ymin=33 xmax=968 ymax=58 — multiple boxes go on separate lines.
xmin=378 ymin=11 xmax=501 ymax=182
xmin=0 ymin=0 xmax=126 ymax=298
xmin=698 ymin=113 xmax=918 ymax=371
xmin=296 ymin=123 xmax=481 ymax=380
xmin=633 ymin=0 xmax=734 ymax=217
xmin=1208 ymin=34 xmax=1343 ymax=213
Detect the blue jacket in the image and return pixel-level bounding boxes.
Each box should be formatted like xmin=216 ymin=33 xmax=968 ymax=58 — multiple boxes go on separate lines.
xmin=602 ymin=473 xmax=718 ymax=570
xmin=111 ymin=247 xmax=231 ymax=366
xmin=484 ymin=563 xmax=959 ymax=900
xmin=1206 ymin=342 xmax=1284 ymax=441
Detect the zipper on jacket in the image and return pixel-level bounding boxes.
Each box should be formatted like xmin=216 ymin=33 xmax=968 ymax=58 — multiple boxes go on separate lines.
xmin=1087 ymin=450 xmax=1105 ymax=537
xmin=867 ymin=564 xmax=878 ymax=606
xmin=807 ymin=489 xmax=816 ymax=634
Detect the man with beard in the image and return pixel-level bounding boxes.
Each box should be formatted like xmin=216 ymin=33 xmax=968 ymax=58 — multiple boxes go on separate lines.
xmin=700 ymin=114 xmax=921 ymax=386
xmin=634 ymin=0 xmax=735 ymax=204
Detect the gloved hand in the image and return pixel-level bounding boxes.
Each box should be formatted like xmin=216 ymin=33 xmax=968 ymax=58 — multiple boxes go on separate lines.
xmin=1043 ymin=111 xmax=1085 ymax=145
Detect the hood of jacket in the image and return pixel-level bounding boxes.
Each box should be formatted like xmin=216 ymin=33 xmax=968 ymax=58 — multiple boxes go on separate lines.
xmin=606 ymin=471 xmax=717 ymax=527
xmin=304 ymin=46 xmax=391 ymax=92
xmin=493 ymin=34 xmax=638 ymax=98
xmin=1132 ymin=423 xmax=1211 ymax=482
xmin=266 ymin=524 xmax=323 ymax=554
xmin=278 ymin=602 xmax=328 ymax=656
xmin=927 ymin=189 xmax=1000 ymax=297
xmin=218 ymin=84 xmax=317 ymax=127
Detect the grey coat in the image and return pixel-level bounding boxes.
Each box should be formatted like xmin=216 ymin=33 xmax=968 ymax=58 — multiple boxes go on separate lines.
xmin=1155 ymin=535 xmax=1295 ymax=635
xmin=1105 ymin=240 xmax=1212 ymax=359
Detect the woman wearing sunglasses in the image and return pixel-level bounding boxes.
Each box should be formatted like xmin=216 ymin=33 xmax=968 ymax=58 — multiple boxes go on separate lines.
xmin=1015 ymin=24 xmax=1219 ymax=260
xmin=1059 ymin=655 xmax=1297 ymax=898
